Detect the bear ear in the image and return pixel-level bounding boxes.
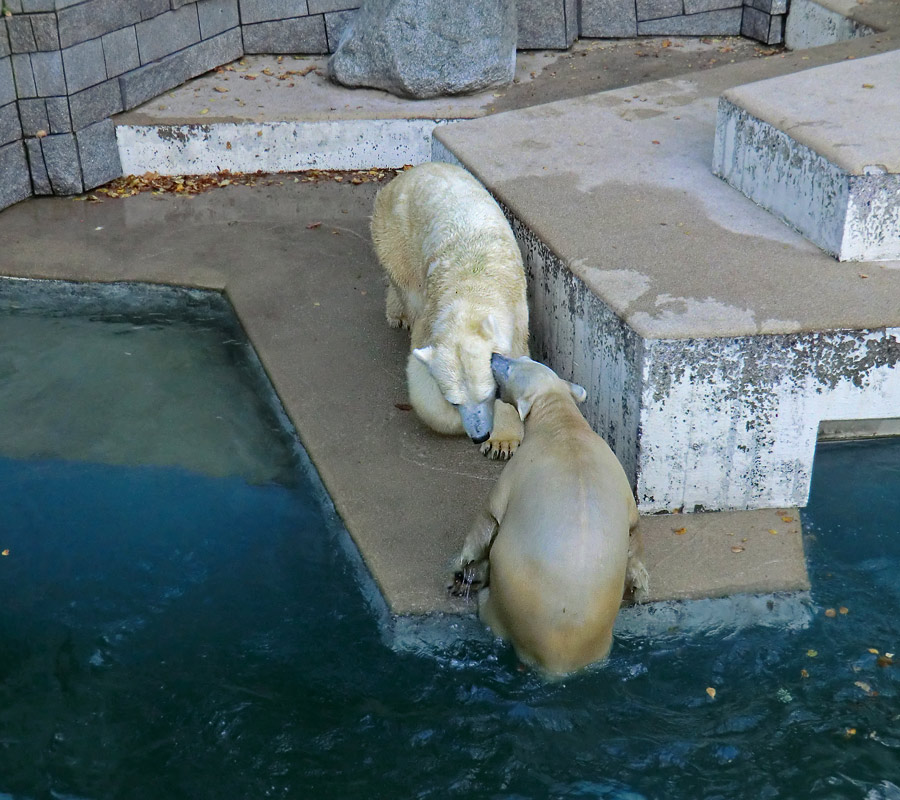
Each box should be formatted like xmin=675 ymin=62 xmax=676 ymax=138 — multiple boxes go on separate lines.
xmin=479 ymin=315 xmax=501 ymax=341
xmin=515 ymin=394 xmax=533 ymax=422
xmin=413 ymin=346 xmax=435 ymax=365
xmin=568 ymin=382 xmax=587 ymax=403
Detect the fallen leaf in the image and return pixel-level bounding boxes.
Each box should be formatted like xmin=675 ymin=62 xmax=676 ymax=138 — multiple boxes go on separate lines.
xmin=862 ymin=83 xmax=875 ymax=88
xmin=199 ymin=108 xmax=209 ymax=114
xmin=859 ymin=273 xmax=869 ymax=279
xmin=769 ymin=529 xmax=778 ymax=535
xmin=825 ymin=608 xmax=837 ymax=617
xmin=855 ymin=681 xmax=873 ymax=693
xmin=845 ymin=727 xmax=857 ymax=737
xmin=673 ymin=527 xmax=687 ymax=535
xmin=839 ymin=606 xmax=849 ymax=615
xmin=652 ymin=140 xmax=661 ymax=145
xmin=1 ymin=549 xmax=8 ymax=556
xmin=306 ymin=222 xmax=322 ymax=229
xmin=35 ymin=129 xmax=48 ymax=138
xmin=731 ymin=545 xmax=745 ymax=553
xmin=807 ymin=649 xmax=818 ymax=658
xmin=781 ymin=515 xmax=793 ymax=522
xmin=800 ymin=669 xmax=809 ymax=678
xmin=395 ymin=403 xmax=413 ymax=411
xmin=213 ymin=86 xmax=228 ymax=93
xmin=869 ymin=648 xmax=879 ymax=655
xmin=706 ymin=687 xmax=716 ymax=699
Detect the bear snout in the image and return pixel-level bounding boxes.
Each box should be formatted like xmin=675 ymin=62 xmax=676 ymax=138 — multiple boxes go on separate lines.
xmin=459 ymin=401 xmax=493 ymax=444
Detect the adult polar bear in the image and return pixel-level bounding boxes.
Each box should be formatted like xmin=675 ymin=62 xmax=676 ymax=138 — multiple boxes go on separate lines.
xmin=457 ymin=355 xmax=649 ymax=677
xmin=371 ymin=162 xmax=529 ymax=458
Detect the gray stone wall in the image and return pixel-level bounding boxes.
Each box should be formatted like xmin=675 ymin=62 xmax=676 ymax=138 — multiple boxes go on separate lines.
xmin=0 ymin=0 xmax=787 ymax=212
xmin=582 ymin=0 xmax=786 ymax=43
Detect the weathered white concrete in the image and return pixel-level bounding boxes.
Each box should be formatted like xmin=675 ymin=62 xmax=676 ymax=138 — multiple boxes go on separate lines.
xmin=117 ymin=118 xmax=451 ymax=175
xmin=432 ymin=62 xmax=900 ymax=514
xmin=713 ymin=51 xmax=900 ymax=261
xmin=785 ymin=0 xmax=876 ymax=50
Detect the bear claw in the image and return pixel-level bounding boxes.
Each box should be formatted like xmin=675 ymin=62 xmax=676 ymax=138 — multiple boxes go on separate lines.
xmin=481 ymin=439 xmax=519 ymax=460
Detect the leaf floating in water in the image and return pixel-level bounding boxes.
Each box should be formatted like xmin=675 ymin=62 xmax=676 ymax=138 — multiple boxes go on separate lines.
xmin=825 ymin=608 xmax=837 ymax=618
xmin=845 ymin=728 xmax=857 ymax=737
xmin=807 ymin=649 xmax=818 ymax=658
xmin=1 ymin=549 xmax=8 ymax=556
xmin=801 ymin=669 xmax=809 ymax=678
xmin=706 ymin=687 xmax=716 ymax=699
xmin=878 ymin=655 xmax=894 ymax=667
xmin=868 ymin=648 xmax=879 ymax=655
xmin=855 ymin=681 xmax=873 ymax=694
xmin=839 ymin=607 xmax=849 ymax=615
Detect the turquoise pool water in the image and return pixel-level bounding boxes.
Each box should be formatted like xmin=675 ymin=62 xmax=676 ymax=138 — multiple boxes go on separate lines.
xmin=1 ymin=281 xmax=898 ymax=799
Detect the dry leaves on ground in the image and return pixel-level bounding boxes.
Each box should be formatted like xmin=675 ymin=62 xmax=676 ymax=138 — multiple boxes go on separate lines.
xmin=84 ymin=168 xmax=396 ymax=201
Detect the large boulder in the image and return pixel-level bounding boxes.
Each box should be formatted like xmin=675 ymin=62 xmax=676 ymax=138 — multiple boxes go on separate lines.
xmin=327 ymin=0 xmax=517 ymax=99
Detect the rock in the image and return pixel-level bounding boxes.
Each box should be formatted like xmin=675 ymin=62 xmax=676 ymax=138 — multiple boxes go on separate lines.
xmin=327 ymin=0 xmax=517 ymax=99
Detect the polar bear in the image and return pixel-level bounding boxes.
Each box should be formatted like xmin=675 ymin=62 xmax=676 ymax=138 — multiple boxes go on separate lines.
xmin=455 ymin=354 xmax=649 ymax=677
xmin=370 ymin=162 xmax=529 ymax=458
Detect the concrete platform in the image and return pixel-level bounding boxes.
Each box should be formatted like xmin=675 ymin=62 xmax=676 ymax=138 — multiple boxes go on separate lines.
xmin=432 ymin=54 xmax=900 ymax=515
xmin=113 ymin=36 xmax=777 ymax=175
xmin=714 ymin=50 xmax=900 ymax=261
xmin=0 ymin=179 xmax=809 ymax=626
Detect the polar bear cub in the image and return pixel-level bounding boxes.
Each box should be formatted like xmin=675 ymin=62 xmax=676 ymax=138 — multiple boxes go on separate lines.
xmin=457 ymin=354 xmax=649 ymax=677
xmin=370 ymin=162 xmax=529 ymax=458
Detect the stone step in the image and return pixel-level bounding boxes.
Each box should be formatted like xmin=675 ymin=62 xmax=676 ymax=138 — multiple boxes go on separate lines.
xmin=713 ymin=50 xmax=900 ymax=261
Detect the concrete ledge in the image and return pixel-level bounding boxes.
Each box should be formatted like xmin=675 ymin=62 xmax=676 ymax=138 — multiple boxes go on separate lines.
xmin=431 ymin=64 xmax=900 ymax=515
xmin=785 ymin=0 xmax=877 ymax=49
xmin=713 ymin=51 xmax=900 ymax=261
xmin=117 ymin=118 xmax=452 ymax=173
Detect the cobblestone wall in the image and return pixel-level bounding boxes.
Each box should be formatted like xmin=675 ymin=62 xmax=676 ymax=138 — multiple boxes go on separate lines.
xmin=0 ymin=0 xmax=788 ymax=211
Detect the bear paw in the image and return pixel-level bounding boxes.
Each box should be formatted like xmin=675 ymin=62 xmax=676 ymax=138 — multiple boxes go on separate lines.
xmin=386 ymin=314 xmax=410 ymax=330
xmin=480 ymin=435 xmax=520 ymax=460
xmin=625 ymin=559 xmax=651 ymax=604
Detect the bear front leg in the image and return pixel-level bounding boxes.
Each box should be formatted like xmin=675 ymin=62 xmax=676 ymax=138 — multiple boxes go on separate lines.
xmin=449 ymin=508 xmax=498 ymax=599
xmin=481 ymin=399 xmax=524 ymax=460
xmin=385 ymin=283 xmax=410 ymax=329
xmin=457 ymin=507 xmax=498 ymax=568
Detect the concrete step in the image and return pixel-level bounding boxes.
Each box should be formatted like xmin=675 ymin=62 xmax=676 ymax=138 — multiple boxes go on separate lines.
xmin=432 ymin=58 xmax=900 ymax=519
xmin=713 ymin=50 xmax=900 ymax=261
xmin=785 ymin=0 xmax=877 ymax=50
